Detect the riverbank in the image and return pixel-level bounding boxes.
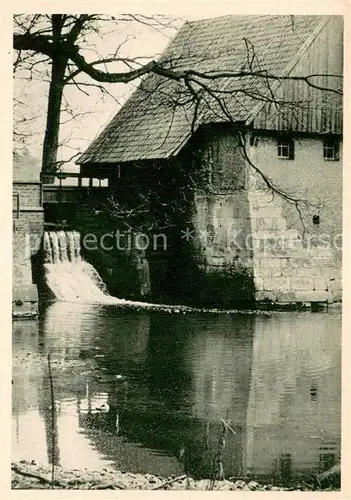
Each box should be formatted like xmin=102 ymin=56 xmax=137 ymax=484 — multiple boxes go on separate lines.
xmin=11 ymin=461 xmax=339 ymax=491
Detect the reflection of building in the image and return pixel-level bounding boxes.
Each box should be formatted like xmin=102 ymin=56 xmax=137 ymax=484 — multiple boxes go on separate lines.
xmin=12 ymin=304 xmax=341 ymax=482
xmin=183 ymin=314 xmax=255 ymax=477
xmin=12 ymin=320 xmax=43 ymax=415
xmin=40 ymin=302 xmax=96 ymax=362
xmin=76 ymin=311 xmax=341 ymax=481
xmin=244 ymin=312 xmax=341 ymax=479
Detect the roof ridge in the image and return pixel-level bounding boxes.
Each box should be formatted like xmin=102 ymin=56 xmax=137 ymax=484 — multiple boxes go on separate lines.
xmin=78 ymin=15 xmax=341 ymax=165
xmin=185 ymin=14 xmax=236 ymax=25
xmin=245 ymin=15 xmax=330 ymax=126
xmin=184 ymin=14 xmax=321 ymax=26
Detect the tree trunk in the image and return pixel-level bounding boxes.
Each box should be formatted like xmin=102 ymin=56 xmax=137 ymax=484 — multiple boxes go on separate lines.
xmin=42 ymin=56 xmax=67 ymax=175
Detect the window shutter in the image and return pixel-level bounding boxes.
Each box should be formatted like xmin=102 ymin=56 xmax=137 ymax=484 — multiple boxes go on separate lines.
xmin=289 ymin=139 xmax=295 ymax=160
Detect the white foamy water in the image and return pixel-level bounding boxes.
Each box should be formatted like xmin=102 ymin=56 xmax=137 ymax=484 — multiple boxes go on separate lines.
xmin=44 ymin=231 xmax=124 ymax=305
xmin=43 ymin=231 xmax=252 ymax=313
xmin=43 ymin=231 xmax=184 ymax=309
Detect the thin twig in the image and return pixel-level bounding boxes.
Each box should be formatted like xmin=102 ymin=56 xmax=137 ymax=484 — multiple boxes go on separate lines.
xmin=220 ymin=418 xmax=236 ymax=434
xmin=11 ymin=465 xmax=65 ymax=487
xmin=47 ymin=353 xmax=55 ymax=489
xmin=152 ymin=474 xmax=187 ymax=490
xmin=89 ymin=482 xmax=125 ymax=489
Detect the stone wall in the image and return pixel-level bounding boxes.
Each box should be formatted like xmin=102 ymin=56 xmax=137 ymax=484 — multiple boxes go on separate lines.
xmin=248 ymin=136 xmax=342 ymax=265
xmin=190 ymin=192 xmax=255 ymax=307
xmin=248 ymin=190 xmax=341 ymax=305
xmin=193 ymin=191 xmax=253 ymax=269
xmin=189 ymin=131 xmax=342 ymax=307
xmin=13 ymin=181 xmax=44 ymax=318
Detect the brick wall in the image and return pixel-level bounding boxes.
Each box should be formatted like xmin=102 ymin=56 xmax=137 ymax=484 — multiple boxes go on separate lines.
xmin=13 ymin=181 xmax=42 ymax=208
xmin=12 ymin=181 xmax=44 ymax=317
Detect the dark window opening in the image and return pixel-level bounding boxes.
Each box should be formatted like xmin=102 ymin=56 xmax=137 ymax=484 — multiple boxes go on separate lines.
xmin=310 ymin=385 xmax=318 ymax=401
xmin=323 ymin=138 xmax=340 ymax=161
xmin=278 ymin=138 xmax=295 ymax=160
xmin=313 ymin=215 xmax=320 ymax=225
xmin=319 ymin=453 xmax=336 ymax=472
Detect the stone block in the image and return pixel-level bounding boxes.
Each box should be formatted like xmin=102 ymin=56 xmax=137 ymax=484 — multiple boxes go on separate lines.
xmin=313 ymin=278 xmax=327 ymax=291
xmin=276 ymin=291 xmax=297 ymax=303
xmin=327 ymin=278 xmax=342 ymax=301
xmin=286 ymin=267 xmax=314 ymax=278
xmin=284 ymin=229 xmax=300 ymax=240
xmin=255 ymin=291 xmax=277 ymax=302
xmin=251 ymin=229 xmax=280 ymax=240
xmin=290 ymin=277 xmax=314 ymax=291
xmin=264 ymin=277 xmax=290 ymax=291
xmin=330 ymin=289 xmax=342 ymax=302
xmin=254 ymin=277 xmax=265 ymax=291
xmin=253 ymin=267 xmax=273 ymax=278
xmin=310 ymin=246 xmax=334 ymax=259
xmin=251 ymin=218 xmax=287 ymax=231
xmin=250 ymin=206 xmax=283 ymax=218
xmin=268 ymin=246 xmax=290 ymax=258
xmin=253 ymin=243 xmax=284 ymax=258
xmin=13 ymin=284 xmax=38 ymax=302
xmin=309 ymin=267 xmax=323 ymax=277
xmin=323 ymin=267 xmax=342 ymax=280
xmin=207 ymin=255 xmax=226 ymax=267
xmin=315 ymin=257 xmax=337 ymax=268
xmin=248 ymin=190 xmax=283 ymax=206
xmin=280 ymin=267 xmax=295 ymax=278
xmin=288 ymin=247 xmax=311 ymax=259
xmin=259 ymin=258 xmax=282 ymax=268
xmin=271 ymin=268 xmax=283 ymax=278
xmin=288 ymin=258 xmax=313 ymax=268
xmin=294 ymin=290 xmax=331 ymax=303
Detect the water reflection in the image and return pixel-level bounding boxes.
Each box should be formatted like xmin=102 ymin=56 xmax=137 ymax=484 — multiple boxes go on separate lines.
xmin=12 ymin=303 xmax=341 ymax=481
xmin=245 ymin=313 xmax=341 ymax=480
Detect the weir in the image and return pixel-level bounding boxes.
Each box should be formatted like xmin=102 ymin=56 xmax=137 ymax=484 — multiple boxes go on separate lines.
xmin=42 ymin=231 xmax=213 ymax=312
xmin=43 ymin=230 xmax=117 ymax=304
xmin=42 ymin=230 xmax=178 ymax=310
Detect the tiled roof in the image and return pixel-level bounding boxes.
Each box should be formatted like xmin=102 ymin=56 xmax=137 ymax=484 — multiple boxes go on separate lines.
xmin=78 ymin=15 xmax=326 ymax=165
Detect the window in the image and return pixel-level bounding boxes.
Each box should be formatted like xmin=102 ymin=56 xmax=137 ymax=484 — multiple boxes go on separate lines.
xmin=278 ymin=138 xmax=295 ymax=160
xmin=310 ymin=384 xmax=318 ymax=401
xmin=319 ymin=453 xmax=336 ymax=472
xmin=319 ymin=443 xmax=337 ymax=473
xmin=279 ymin=453 xmax=292 ymax=480
xmin=323 ymin=137 xmax=340 ymax=160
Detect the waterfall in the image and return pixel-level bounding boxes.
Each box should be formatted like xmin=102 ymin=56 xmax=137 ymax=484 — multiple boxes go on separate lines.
xmin=42 ymin=230 xmax=190 ymax=310
xmin=43 ymin=231 xmax=119 ymax=304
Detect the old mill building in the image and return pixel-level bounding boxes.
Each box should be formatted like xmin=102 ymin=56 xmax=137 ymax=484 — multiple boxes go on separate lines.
xmin=77 ymin=15 xmax=343 ymax=308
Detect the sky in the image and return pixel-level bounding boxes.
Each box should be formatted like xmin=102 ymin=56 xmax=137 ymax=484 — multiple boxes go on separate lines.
xmin=13 ymin=4 xmax=347 ymax=171
xmin=13 ymin=15 xmax=183 ymax=169
xmin=14 ymin=10 xmax=242 ymax=169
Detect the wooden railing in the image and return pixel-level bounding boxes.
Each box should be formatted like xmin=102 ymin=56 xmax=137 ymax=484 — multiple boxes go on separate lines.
xmin=43 ymin=185 xmax=110 ymax=203
xmin=41 ymin=172 xmax=110 ymax=204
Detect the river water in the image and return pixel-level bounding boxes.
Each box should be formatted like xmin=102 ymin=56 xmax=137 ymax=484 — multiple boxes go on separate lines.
xmin=12 ymin=302 xmax=341 ymax=482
